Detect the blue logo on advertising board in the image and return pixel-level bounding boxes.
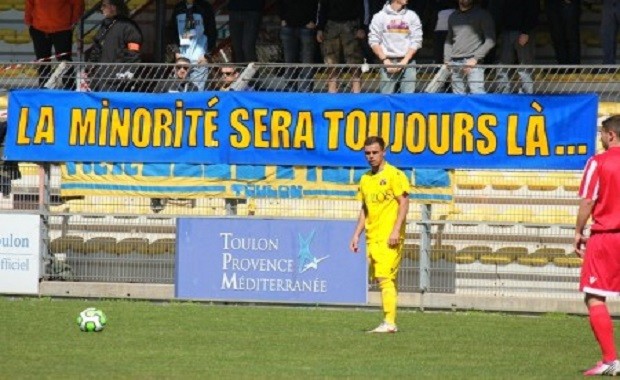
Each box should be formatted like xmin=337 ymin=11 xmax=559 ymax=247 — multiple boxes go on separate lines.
xmin=175 ymin=218 xmax=367 ymax=304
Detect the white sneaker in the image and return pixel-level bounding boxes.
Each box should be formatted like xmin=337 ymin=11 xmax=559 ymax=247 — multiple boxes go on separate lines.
xmin=367 ymin=322 xmax=398 ymax=333
xmin=584 ymin=359 xmax=620 ymax=376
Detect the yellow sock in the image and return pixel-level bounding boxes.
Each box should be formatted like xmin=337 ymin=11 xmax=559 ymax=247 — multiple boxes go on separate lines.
xmin=379 ymin=278 xmax=397 ymax=325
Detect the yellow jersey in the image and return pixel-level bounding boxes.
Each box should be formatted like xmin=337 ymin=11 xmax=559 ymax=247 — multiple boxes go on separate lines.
xmin=357 ymin=162 xmax=410 ymax=243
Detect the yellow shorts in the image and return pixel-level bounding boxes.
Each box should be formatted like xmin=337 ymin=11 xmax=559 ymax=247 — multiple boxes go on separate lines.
xmin=367 ymin=240 xmax=403 ymax=280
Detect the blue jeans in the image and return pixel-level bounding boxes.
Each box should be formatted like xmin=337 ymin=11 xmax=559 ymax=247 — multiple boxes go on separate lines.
xmin=449 ymin=60 xmax=485 ymax=94
xmin=189 ymin=65 xmax=208 ymax=91
xmin=280 ymin=26 xmax=317 ymax=91
xmin=379 ymin=61 xmax=417 ymax=94
xmin=497 ymin=31 xmax=535 ymax=94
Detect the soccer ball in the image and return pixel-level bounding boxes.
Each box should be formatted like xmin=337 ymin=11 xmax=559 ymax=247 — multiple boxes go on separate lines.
xmin=77 ymin=307 xmax=107 ymax=332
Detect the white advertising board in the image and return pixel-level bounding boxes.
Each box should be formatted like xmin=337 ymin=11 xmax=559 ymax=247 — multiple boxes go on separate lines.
xmin=0 ymin=214 xmax=41 ymax=294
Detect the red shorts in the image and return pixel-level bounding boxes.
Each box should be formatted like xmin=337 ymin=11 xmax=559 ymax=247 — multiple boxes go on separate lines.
xmin=580 ymin=232 xmax=620 ymax=297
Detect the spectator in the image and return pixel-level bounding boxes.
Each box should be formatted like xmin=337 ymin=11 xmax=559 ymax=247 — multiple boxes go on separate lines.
xmin=166 ymin=0 xmax=217 ymax=91
xmin=545 ymin=0 xmax=581 ymax=64
xmin=444 ymin=0 xmax=495 ymax=94
xmin=432 ymin=0 xmax=457 ymax=64
xmin=228 ymin=0 xmax=265 ymax=63
xmin=368 ymin=0 xmax=423 ymax=94
xmin=277 ymin=0 xmax=319 ymax=92
xmin=150 ymin=57 xmax=200 ymax=213
xmin=25 ymin=0 xmax=85 ymax=89
xmin=155 ymin=57 xmax=199 ymax=93
xmin=85 ymin=0 xmax=142 ymax=92
xmin=601 ymin=0 xmax=620 ymax=64
xmin=362 ymin=0 xmax=387 ymax=64
xmin=218 ymin=65 xmax=254 ymax=91
xmin=317 ymin=0 xmax=366 ymax=93
xmin=495 ymin=0 xmax=539 ymax=94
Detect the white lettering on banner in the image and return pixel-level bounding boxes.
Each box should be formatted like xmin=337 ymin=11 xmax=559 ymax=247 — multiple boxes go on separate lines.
xmin=220 ymin=232 xmax=279 ymax=251
xmin=0 ymin=257 xmax=30 ymax=271
xmin=221 ymin=252 xmax=293 ymax=272
xmin=0 ymin=234 xmax=30 ymax=248
xmin=221 ymin=272 xmax=327 ymax=293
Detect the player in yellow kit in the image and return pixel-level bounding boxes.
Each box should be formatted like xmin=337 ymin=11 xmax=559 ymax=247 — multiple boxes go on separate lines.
xmin=349 ymin=136 xmax=410 ymax=333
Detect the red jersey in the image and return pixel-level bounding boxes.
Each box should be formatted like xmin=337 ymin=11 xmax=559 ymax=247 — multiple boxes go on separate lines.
xmin=579 ymin=146 xmax=620 ymax=232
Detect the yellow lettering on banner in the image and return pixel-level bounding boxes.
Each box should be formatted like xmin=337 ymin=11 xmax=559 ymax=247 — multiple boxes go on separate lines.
xmin=132 ymin=108 xmax=151 ymax=148
xmin=391 ymin=113 xmax=405 ymax=152
xmin=70 ymin=108 xmax=97 ymax=145
xmin=230 ymin=109 xmax=251 ymax=148
xmin=324 ymin=111 xmax=344 ymax=150
xmin=453 ymin=113 xmax=474 ymax=152
xmin=153 ymin=109 xmax=173 ymax=147
xmin=525 ymin=115 xmax=549 ymax=156
xmin=174 ymin=100 xmax=184 ymax=147
xmin=344 ymin=110 xmax=367 ymax=150
xmin=477 ymin=114 xmax=497 ymax=155
xmin=99 ymin=100 xmax=109 ymax=146
xmin=253 ymin=108 xmax=269 ymax=148
xmin=506 ymin=115 xmax=523 ymax=155
xmin=294 ymin=112 xmax=314 ymax=149
xmin=17 ymin=108 xmax=30 ymax=144
xmin=427 ymin=114 xmax=449 ymax=155
xmin=272 ymin=110 xmax=293 ymax=148
xmin=204 ymin=109 xmax=219 ymax=147
xmin=110 ymin=109 xmax=131 ymax=147
xmin=186 ymin=109 xmax=202 ymax=147
xmin=405 ymin=113 xmax=425 ymax=153
xmin=33 ymin=106 xmax=55 ymax=144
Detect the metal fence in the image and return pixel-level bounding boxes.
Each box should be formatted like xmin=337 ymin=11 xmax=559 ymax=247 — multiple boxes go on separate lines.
xmin=1 ymin=61 xmax=617 ymax=312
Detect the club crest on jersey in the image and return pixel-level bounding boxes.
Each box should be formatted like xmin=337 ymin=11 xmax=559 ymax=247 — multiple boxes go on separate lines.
xmin=380 ymin=179 xmax=387 ymax=186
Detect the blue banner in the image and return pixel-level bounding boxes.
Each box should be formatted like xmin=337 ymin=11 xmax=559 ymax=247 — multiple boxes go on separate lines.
xmin=6 ymin=90 xmax=598 ymax=169
xmin=175 ymin=218 xmax=368 ymax=304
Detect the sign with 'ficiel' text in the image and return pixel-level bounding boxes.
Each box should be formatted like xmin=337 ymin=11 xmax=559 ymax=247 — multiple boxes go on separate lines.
xmin=175 ymin=218 xmax=367 ymax=304
xmin=0 ymin=214 xmax=40 ymax=294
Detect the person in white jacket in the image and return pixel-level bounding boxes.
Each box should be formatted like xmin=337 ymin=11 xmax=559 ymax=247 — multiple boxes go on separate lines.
xmin=368 ymin=0 xmax=422 ymax=94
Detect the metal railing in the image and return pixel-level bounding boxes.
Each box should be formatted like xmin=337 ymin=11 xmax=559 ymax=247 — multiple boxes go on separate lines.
xmin=0 ymin=61 xmax=616 ymax=312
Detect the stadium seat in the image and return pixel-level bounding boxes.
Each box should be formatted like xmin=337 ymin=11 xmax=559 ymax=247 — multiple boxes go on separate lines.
xmin=452 ymin=245 xmax=492 ymax=264
xmin=402 ymin=243 xmax=420 ymax=261
xmin=49 ymin=235 xmax=85 ymax=254
xmin=516 ymin=247 xmax=566 ymax=267
xmin=553 ymin=252 xmax=582 ymax=268
xmin=80 ymin=237 xmax=117 ymax=254
xmin=454 ymin=170 xmax=495 ymax=190
xmin=526 ymin=173 xmax=560 ymax=191
xmin=490 ymin=172 xmax=529 ymax=191
xmin=531 ymin=208 xmax=573 ymax=225
xmin=115 ymin=237 xmax=150 ymax=255
xmin=431 ymin=244 xmax=456 ymax=261
xmin=148 ymin=238 xmax=176 ymax=255
xmin=480 ymin=246 xmax=528 ymax=265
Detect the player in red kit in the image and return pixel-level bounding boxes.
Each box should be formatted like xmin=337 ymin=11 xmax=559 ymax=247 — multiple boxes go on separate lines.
xmin=576 ymin=115 xmax=620 ymax=376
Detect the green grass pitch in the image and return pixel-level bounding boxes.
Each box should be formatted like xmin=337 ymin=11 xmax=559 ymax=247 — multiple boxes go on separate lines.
xmin=0 ymin=297 xmax=609 ymax=379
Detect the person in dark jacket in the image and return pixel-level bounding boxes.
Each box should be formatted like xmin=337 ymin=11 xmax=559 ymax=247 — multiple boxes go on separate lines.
xmin=494 ymin=0 xmax=539 ymax=94
xmin=166 ymin=0 xmax=217 ymax=91
xmin=86 ymin=0 xmax=142 ymax=91
xmin=228 ymin=0 xmax=265 ymax=62
xmin=278 ymin=0 xmax=319 ymax=91
xmin=317 ymin=0 xmax=366 ymax=93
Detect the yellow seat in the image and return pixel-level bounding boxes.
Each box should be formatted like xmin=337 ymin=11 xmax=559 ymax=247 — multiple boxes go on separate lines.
xmin=531 ymin=209 xmax=573 ymax=225
xmin=526 ymin=173 xmax=560 ymax=191
xmin=80 ymin=237 xmax=117 ymax=254
xmin=148 ymin=238 xmax=176 ymax=255
xmin=490 ymin=172 xmax=529 ymax=191
xmin=454 ymin=170 xmax=496 ymax=190
xmin=50 ymin=236 xmax=85 ymax=254
xmin=115 ymin=237 xmax=150 ymax=255
xmin=432 ymin=244 xmax=456 ymax=261
xmin=553 ymin=253 xmax=582 ymax=268
xmin=402 ymin=243 xmax=420 ymax=261
xmin=480 ymin=246 xmax=528 ymax=265
xmin=452 ymin=245 xmax=492 ymax=264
